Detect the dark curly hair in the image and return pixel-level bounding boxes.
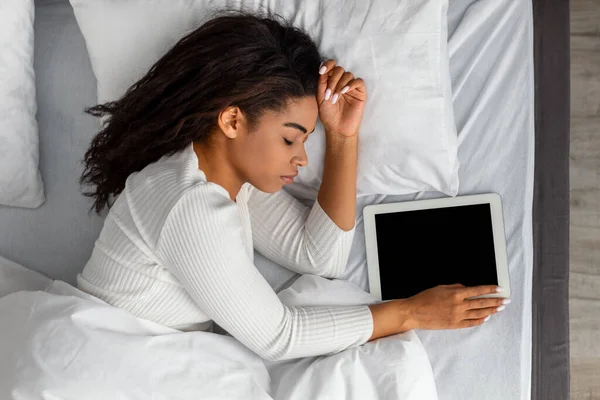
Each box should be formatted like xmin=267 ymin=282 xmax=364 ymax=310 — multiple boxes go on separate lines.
xmin=80 ymin=10 xmax=322 ymax=213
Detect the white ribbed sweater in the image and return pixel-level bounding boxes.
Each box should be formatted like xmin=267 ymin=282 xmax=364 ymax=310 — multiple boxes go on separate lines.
xmin=77 ymin=143 xmax=373 ymax=361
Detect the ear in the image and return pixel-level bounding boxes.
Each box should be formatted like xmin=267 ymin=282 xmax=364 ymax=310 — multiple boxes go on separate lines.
xmin=216 ymin=106 xmax=245 ymax=139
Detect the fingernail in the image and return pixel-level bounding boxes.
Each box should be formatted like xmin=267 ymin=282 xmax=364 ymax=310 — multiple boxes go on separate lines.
xmin=341 ymin=86 xmax=349 ymax=94
xmin=484 ymin=315 xmax=491 ymax=322
xmin=319 ymin=66 xmax=327 ymax=75
xmin=324 ymin=88 xmax=332 ymax=100
xmin=496 ymin=287 xmax=504 ymax=293
xmin=496 ymin=305 xmax=505 ymax=312
xmin=502 ymin=299 xmax=511 ymax=305
xmin=331 ymin=93 xmax=339 ymax=104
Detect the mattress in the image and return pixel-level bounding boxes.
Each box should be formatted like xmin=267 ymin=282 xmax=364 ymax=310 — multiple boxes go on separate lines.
xmin=0 ymin=0 xmax=535 ymax=399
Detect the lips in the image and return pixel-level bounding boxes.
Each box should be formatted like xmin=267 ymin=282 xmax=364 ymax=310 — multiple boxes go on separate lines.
xmin=280 ymin=172 xmax=298 ymax=184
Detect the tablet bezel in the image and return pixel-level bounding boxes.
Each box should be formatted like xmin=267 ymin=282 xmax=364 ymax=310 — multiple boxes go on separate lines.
xmin=363 ymin=193 xmax=510 ymax=301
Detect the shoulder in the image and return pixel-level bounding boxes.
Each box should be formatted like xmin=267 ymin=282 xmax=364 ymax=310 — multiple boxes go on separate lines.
xmin=167 ymin=183 xmax=238 ymax=227
xmin=120 ymin=142 xmax=234 ymax=211
xmin=156 ymin=184 xmax=243 ymax=256
xmin=109 ymin=144 xmax=238 ymax=246
xmin=123 ymin=143 xmax=207 ymax=207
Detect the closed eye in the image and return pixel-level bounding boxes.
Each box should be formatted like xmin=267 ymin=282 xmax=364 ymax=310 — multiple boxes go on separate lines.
xmin=283 ymin=138 xmax=294 ymax=146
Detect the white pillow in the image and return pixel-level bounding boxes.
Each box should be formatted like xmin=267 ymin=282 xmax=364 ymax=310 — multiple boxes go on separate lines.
xmin=0 ymin=0 xmax=45 ymax=208
xmin=70 ymin=0 xmax=458 ymax=197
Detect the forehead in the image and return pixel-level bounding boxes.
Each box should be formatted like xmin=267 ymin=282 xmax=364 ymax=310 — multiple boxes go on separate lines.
xmin=260 ymin=96 xmax=318 ymax=126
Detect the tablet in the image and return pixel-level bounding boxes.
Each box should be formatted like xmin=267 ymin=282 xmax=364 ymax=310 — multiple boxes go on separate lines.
xmin=363 ymin=193 xmax=510 ymax=301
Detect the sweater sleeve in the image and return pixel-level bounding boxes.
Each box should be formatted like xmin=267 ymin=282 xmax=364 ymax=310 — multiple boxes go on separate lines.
xmin=155 ymin=185 xmax=373 ymax=361
xmin=247 ymin=186 xmax=355 ymax=279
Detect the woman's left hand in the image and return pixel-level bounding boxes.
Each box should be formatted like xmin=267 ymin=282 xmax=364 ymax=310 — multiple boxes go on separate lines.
xmin=317 ymin=59 xmax=367 ymax=139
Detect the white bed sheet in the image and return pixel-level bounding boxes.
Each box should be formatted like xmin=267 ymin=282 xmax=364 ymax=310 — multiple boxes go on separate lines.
xmin=0 ymin=0 xmax=533 ymax=399
xmin=0 ymin=255 xmax=52 ymax=298
xmin=259 ymin=0 xmax=535 ymax=398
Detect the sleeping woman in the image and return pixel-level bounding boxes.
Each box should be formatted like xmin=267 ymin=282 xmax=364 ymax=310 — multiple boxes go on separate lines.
xmin=77 ymin=11 xmax=505 ymax=361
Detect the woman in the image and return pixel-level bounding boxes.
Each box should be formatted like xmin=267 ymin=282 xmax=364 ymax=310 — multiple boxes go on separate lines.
xmin=78 ymin=11 xmax=506 ymax=362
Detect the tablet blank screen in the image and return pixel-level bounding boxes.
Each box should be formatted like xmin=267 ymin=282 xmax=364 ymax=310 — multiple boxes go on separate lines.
xmin=374 ymin=203 xmax=498 ymax=300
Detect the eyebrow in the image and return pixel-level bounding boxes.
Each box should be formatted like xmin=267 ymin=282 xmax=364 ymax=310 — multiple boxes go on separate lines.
xmin=283 ymin=122 xmax=315 ymax=134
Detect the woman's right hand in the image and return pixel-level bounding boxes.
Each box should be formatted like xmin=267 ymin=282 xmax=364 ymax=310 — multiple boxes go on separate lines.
xmin=405 ymin=284 xmax=509 ymax=330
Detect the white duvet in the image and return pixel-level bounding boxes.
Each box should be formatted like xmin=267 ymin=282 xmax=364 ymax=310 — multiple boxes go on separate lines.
xmin=0 ymin=276 xmax=437 ymax=400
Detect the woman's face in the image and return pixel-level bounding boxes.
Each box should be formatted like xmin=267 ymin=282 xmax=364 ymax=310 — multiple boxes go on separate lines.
xmin=226 ymin=96 xmax=318 ymax=193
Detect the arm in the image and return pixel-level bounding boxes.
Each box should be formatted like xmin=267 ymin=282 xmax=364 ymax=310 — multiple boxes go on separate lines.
xmin=248 ymin=185 xmax=355 ymax=279
xmin=368 ymin=299 xmax=414 ymax=340
xmin=369 ymin=284 xmax=510 ymax=337
xmin=315 ymin=59 xmax=367 ymax=231
xmin=317 ymin=134 xmax=358 ymax=232
xmin=156 ymin=186 xmax=373 ymax=361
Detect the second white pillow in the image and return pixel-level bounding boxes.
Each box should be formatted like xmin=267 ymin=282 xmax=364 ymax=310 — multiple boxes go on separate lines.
xmin=0 ymin=0 xmax=45 ymax=208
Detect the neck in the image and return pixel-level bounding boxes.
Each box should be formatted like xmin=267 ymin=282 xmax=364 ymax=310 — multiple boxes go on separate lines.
xmin=192 ymin=141 xmax=243 ymax=201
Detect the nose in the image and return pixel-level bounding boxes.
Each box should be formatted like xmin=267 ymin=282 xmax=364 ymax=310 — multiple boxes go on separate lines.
xmin=294 ymin=145 xmax=308 ymax=168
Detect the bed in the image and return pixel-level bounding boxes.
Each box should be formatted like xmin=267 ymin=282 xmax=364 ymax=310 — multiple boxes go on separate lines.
xmin=0 ymin=0 xmax=569 ymax=398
